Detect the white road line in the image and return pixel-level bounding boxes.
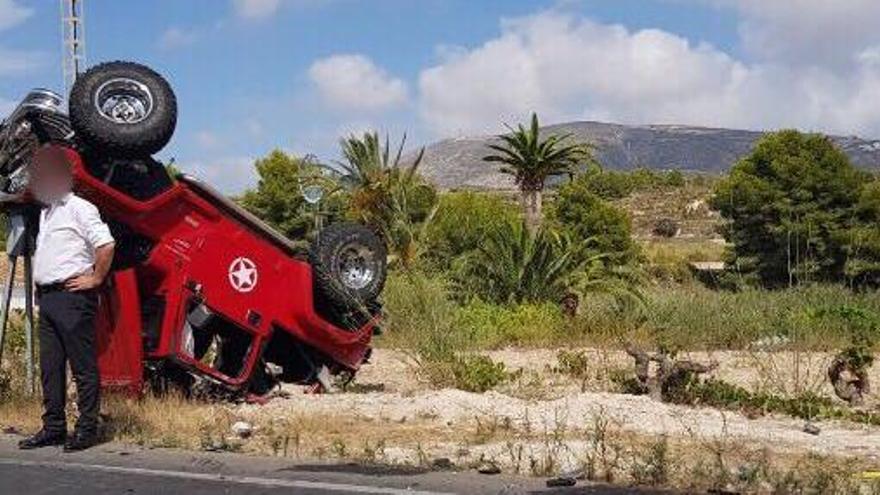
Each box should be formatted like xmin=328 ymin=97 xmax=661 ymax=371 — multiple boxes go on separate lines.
xmin=0 ymin=457 xmax=457 ymax=495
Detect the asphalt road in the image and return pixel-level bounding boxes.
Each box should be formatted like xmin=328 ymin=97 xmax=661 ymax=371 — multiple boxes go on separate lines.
xmin=0 ymin=434 xmax=672 ymax=495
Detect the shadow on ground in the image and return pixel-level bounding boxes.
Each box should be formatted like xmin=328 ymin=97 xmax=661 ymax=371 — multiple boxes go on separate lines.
xmin=278 ymin=462 xmax=432 ymax=476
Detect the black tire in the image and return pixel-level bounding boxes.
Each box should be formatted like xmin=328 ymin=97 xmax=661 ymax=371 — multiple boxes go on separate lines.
xmin=310 ymin=223 xmax=387 ymax=310
xmin=69 ymin=61 xmax=177 ymax=157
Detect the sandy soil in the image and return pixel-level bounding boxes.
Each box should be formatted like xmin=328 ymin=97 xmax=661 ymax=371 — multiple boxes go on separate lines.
xmin=235 ymin=348 xmax=880 ymax=473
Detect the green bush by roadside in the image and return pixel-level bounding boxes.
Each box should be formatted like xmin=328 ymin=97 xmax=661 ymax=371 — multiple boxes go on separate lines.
xmin=423 ymin=191 xmax=519 ymax=267
xmin=711 ymin=130 xmax=880 ymax=287
xmin=549 ymin=176 xmax=640 ymax=267
xmin=454 ymin=299 xmax=564 ymax=348
xmin=574 ymin=165 xmax=686 ymax=201
xmin=579 ymin=283 xmax=880 ymax=351
xmin=382 ymin=271 xmax=880 ymax=353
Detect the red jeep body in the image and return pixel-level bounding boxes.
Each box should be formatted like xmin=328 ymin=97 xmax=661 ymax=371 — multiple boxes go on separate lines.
xmin=52 ymin=145 xmax=376 ymax=394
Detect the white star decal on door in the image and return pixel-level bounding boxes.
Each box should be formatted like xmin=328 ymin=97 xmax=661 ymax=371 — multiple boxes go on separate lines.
xmin=228 ymin=257 xmax=258 ymax=293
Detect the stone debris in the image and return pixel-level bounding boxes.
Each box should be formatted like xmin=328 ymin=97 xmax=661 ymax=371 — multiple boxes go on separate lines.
xmin=231 ymin=421 xmax=254 ymax=439
xmin=431 ymin=457 xmax=454 ymax=470
xmin=477 ymin=461 xmax=501 ymax=475
xmin=546 ymin=476 xmax=577 ymax=487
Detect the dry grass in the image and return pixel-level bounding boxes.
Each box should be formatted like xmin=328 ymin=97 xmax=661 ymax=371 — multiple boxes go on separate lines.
xmin=0 ymin=390 xmax=453 ymax=461
xmin=0 ymin=281 xmax=877 ymax=493
xmin=614 ymin=177 xmax=719 ymax=240
xmin=1 ymin=373 xmax=879 ymax=493
xmin=640 ymin=237 xmax=726 ymax=283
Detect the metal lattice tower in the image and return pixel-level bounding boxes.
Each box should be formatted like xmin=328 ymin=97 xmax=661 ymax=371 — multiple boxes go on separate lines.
xmin=61 ymin=0 xmax=86 ymax=99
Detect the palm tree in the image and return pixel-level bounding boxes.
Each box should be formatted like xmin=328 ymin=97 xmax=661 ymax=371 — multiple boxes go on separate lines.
xmin=337 ymin=132 xmax=422 ymax=188
xmin=483 ymin=113 xmax=590 ymax=232
xmin=463 ymin=220 xmax=645 ymax=308
xmin=337 ymin=132 xmax=437 ymax=268
xmin=463 ymin=220 xmax=580 ymax=304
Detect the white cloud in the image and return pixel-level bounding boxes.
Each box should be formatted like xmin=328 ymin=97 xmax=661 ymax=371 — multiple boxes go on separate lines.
xmin=232 ymin=0 xmax=282 ymax=19
xmin=335 ymin=120 xmax=378 ymax=139
xmin=158 ymin=27 xmax=199 ymax=50
xmin=710 ymin=0 xmax=880 ymax=67
xmin=0 ymin=1 xmax=43 ymax=109
xmin=231 ymin=0 xmax=333 ymax=19
xmin=181 ymin=156 xmax=257 ymax=193
xmin=0 ymin=0 xmax=30 ymax=31
xmin=244 ymin=118 xmax=264 ymax=137
xmin=416 ymin=11 xmax=880 ymax=139
xmin=309 ymin=54 xmax=408 ymax=112
xmin=195 ymin=130 xmax=221 ymax=149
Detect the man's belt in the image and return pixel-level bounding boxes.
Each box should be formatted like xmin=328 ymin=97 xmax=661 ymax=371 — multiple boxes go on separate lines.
xmin=36 ymin=282 xmax=69 ymax=294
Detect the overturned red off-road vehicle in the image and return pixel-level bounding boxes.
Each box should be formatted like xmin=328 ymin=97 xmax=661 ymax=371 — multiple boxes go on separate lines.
xmin=0 ymin=62 xmax=386 ymax=399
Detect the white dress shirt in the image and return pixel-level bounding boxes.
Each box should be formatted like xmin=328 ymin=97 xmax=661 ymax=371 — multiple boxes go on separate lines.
xmin=34 ymin=193 xmax=115 ymax=286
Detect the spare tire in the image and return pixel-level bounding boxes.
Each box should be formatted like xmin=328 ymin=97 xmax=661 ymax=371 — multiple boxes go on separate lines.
xmin=310 ymin=223 xmax=387 ymax=309
xmin=69 ymin=61 xmax=177 ymax=157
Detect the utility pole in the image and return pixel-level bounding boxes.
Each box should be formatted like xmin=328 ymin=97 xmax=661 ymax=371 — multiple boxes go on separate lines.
xmin=0 ymin=207 xmax=38 ymax=395
xmin=61 ymin=0 xmax=86 ymax=99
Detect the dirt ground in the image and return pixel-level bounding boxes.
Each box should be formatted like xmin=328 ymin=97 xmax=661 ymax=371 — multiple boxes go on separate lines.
xmin=1 ymin=345 xmax=877 ymax=488
xmin=234 ymin=348 xmax=880 ymax=476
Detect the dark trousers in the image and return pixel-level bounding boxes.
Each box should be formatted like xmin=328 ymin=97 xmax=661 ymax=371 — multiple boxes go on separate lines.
xmin=38 ymin=289 xmax=99 ymax=435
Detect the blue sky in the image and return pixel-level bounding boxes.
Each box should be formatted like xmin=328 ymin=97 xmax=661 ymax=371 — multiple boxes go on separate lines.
xmin=2 ymin=1 xmax=880 ymax=192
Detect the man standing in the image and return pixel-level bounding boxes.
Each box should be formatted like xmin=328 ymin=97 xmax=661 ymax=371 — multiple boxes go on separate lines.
xmin=18 ymin=146 xmax=115 ymax=452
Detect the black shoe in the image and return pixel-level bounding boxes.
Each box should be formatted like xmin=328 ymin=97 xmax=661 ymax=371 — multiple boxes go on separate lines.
xmin=18 ymin=429 xmax=66 ymax=450
xmin=63 ymin=431 xmax=98 ymax=452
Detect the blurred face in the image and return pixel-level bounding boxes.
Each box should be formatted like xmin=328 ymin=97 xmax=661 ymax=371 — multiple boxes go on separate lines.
xmin=30 ymin=147 xmax=73 ymax=204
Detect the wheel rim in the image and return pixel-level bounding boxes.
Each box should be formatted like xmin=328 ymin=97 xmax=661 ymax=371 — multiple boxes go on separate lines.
xmin=337 ymin=243 xmax=377 ymax=291
xmin=94 ymin=77 xmax=154 ymax=124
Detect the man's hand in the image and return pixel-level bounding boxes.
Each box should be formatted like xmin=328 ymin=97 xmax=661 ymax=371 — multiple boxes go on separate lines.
xmin=65 ymin=274 xmax=102 ymax=292
xmin=65 ymin=242 xmax=116 ymax=292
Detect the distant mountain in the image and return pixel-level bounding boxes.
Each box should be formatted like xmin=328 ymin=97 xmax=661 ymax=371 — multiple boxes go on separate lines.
xmin=418 ymin=122 xmax=880 ymax=190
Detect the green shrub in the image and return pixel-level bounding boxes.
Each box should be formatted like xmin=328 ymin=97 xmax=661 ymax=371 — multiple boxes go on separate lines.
xmin=383 ymin=269 xmax=877 ymax=354
xmin=572 ymin=166 xmax=686 ymax=201
xmin=579 ymin=168 xmax=634 ymax=199
xmin=661 ymin=169 xmax=685 ymax=188
xmin=457 ymin=221 xmax=585 ymax=304
xmin=575 ymin=284 xmax=878 ymax=351
xmin=455 ymin=300 xmax=563 ymax=348
xmin=424 ymin=191 xmax=519 ymax=266
xmin=379 ymin=271 xmax=461 ymax=355
xmin=641 ymin=240 xmax=724 ymax=284
xmin=449 ymin=355 xmax=511 ymax=393
xmin=711 ymin=130 xmax=874 ymax=287
xmin=553 ymin=350 xmax=591 ymax=379
xmin=680 ymin=378 xmax=880 ymax=425
xmin=652 ymin=218 xmax=679 ymax=238
xmin=239 ymin=151 xmax=347 ymax=241
xmin=417 ymin=353 xmax=512 ymax=393
xmin=552 ymin=350 xmax=595 ymax=391
xmin=550 ymin=177 xmax=638 ymax=267
xmin=382 ymin=271 xmax=566 ymax=350
xmin=628 ymin=167 xmax=686 ymax=190
xmin=630 ymin=436 xmax=670 ymax=487
xmin=338 ymin=132 xmax=439 ymax=268
xmin=846 ymin=179 xmax=880 ymax=285
xmin=380 ymin=272 xmax=513 ymax=392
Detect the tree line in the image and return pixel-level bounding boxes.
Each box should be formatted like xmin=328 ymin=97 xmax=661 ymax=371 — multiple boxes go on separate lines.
xmin=237 ymin=114 xmax=880 ymax=302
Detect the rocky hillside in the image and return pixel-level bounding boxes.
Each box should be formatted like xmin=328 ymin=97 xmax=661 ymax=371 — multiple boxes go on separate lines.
xmin=419 ymin=122 xmax=880 ymax=190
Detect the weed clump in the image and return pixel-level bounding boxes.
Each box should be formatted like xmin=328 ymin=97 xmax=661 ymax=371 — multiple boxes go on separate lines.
xmin=0 ymin=371 xmax=12 ymax=402
xmin=449 ymin=355 xmax=511 ymax=393
xmin=652 ymin=218 xmax=679 ymax=238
